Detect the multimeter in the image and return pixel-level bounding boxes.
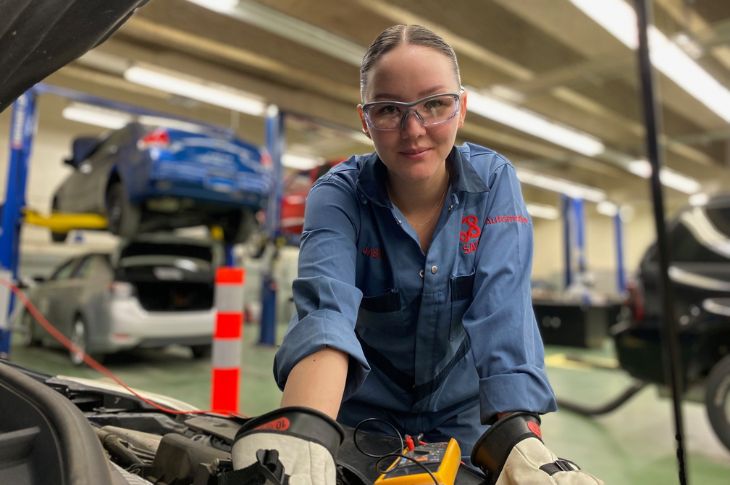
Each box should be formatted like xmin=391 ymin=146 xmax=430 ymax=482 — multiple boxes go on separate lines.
xmin=374 ymin=438 xmax=461 ymax=485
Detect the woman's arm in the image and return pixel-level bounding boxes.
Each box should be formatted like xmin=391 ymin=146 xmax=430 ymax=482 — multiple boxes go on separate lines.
xmin=280 ymin=347 xmax=349 ymax=419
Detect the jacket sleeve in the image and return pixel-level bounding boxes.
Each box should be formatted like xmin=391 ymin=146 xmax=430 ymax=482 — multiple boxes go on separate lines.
xmin=273 ymin=174 xmax=370 ymax=399
xmin=463 ymin=161 xmax=557 ymax=424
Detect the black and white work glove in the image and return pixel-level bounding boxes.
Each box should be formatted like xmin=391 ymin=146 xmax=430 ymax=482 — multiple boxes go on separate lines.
xmin=231 ymin=407 xmax=344 ymax=485
xmin=471 ymin=413 xmax=603 ymax=485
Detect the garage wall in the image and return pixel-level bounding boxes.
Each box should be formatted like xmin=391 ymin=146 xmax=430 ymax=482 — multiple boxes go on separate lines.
xmin=532 ymin=205 xmax=659 ymax=296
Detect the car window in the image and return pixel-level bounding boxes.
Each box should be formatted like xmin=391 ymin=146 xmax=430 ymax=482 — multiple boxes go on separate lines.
xmin=49 ymin=258 xmax=79 ymax=281
xmin=119 ymin=242 xmax=213 ymax=263
xmin=73 ymin=256 xmax=104 ymax=279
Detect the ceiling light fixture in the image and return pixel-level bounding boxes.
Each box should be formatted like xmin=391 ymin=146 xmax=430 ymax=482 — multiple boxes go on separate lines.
xmin=466 ymin=88 xmax=605 ymax=156
xmin=62 ymin=103 xmax=132 ymax=129
xmin=124 ymin=65 xmax=266 ymax=117
xmin=526 ymin=203 xmax=560 ymax=220
xmin=570 ymin=0 xmax=730 ymax=122
xmin=282 ymin=153 xmax=323 ymax=170
xmin=186 ymin=0 xmax=365 ymax=66
xmin=516 ymin=168 xmax=606 ymax=202
xmin=627 ymin=160 xmax=701 ymax=194
xmin=596 ymin=201 xmax=619 ymax=217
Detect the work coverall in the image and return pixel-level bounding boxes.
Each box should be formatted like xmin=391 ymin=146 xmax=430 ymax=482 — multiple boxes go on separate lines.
xmin=274 ymin=142 xmax=557 ymax=455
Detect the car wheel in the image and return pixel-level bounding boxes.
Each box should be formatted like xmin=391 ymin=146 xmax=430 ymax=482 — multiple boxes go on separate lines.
xmin=69 ymin=317 xmax=104 ymax=366
xmin=50 ymin=197 xmax=69 ymax=243
xmin=106 ymin=182 xmax=140 ymax=239
xmin=190 ymin=344 xmax=212 ymax=359
xmin=705 ymin=355 xmax=730 ymax=452
xmin=221 ymin=209 xmax=257 ymax=245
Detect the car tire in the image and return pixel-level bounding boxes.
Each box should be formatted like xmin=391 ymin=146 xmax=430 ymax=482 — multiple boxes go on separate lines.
xmin=190 ymin=344 xmax=212 ymax=359
xmin=50 ymin=197 xmax=69 ymax=243
xmin=69 ymin=316 xmax=105 ymax=366
xmin=705 ymin=355 xmax=730 ymax=452
xmin=106 ymin=182 xmax=141 ymax=239
xmin=221 ymin=209 xmax=257 ymax=245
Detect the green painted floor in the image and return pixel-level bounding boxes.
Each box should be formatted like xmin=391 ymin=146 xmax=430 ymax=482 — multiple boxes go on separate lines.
xmin=7 ymin=325 xmax=730 ymax=484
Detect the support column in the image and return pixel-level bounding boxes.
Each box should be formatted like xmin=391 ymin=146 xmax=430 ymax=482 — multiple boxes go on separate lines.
xmin=259 ymin=107 xmax=284 ymax=346
xmin=614 ymin=212 xmax=626 ymax=295
xmin=0 ymin=91 xmax=37 ymax=356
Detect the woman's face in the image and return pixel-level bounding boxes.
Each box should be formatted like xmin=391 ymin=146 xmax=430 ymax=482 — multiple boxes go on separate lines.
xmin=358 ymin=44 xmax=467 ymax=185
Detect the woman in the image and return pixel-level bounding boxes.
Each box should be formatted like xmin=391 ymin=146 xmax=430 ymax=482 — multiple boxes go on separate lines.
xmin=233 ymin=25 xmax=600 ymax=484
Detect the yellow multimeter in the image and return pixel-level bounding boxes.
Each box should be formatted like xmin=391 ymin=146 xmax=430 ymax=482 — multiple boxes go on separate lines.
xmin=374 ymin=438 xmax=461 ymax=485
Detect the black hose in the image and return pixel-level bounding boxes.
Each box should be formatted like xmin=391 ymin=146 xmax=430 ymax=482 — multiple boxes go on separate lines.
xmin=634 ymin=1 xmax=688 ymax=483
xmin=557 ymin=381 xmax=647 ymax=416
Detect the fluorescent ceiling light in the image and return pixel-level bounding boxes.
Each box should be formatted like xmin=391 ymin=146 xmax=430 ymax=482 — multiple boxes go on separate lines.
xmin=516 ymin=168 xmax=606 ymax=202
xmin=282 ymin=153 xmax=323 ymax=170
xmin=628 ymin=160 xmax=701 ymax=194
xmin=187 ymin=0 xmax=238 ymax=13
xmin=124 ymin=65 xmax=266 ymax=116
xmin=466 ymin=88 xmax=605 ymax=156
xmin=62 ymin=103 xmax=132 ymax=129
xmin=689 ymin=192 xmax=709 ymax=207
xmin=597 ymin=201 xmax=619 ymax=217
xmin=571 ymin=0 xmax=730 ymax=122
xmin=526 ymin=203 xmax=559 ymax=220
xmin=186 ymin=0 xmax=364 ymax=66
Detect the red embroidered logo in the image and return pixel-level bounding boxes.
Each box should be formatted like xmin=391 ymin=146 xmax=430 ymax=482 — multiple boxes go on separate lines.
xmin=486 ymin=215 xmax=529 ymax=225
xmin=255 ymin=417 xmax=290 ymax=432
xmin=362 ymin=247 xmax=382 ymax=259
xmin=460 ymin=215 xmax=481 ymax=254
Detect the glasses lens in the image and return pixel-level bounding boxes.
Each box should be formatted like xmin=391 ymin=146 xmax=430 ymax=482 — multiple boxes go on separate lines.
xmin=365 ymin=94 xmax=459 ymax=130
xmin=416 ymin=94 xmax=459 ymax=126
xmin=366 ymin=103 xmax=403 ymax=130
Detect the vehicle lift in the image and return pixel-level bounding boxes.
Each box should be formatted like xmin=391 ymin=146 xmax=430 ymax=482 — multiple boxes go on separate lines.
xmin=0 ymin=84 xmax=286 ymax=355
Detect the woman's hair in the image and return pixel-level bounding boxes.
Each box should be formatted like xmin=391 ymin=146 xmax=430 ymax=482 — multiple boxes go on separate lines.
xmin=359 ymin=24 xmax=461 ymax=101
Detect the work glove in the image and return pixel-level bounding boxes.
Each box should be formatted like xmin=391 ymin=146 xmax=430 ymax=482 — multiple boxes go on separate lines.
xmin=471 ymin=412 xmax=603 ymax=485
xmin=231 ymin=407 xmax=344 ymax=485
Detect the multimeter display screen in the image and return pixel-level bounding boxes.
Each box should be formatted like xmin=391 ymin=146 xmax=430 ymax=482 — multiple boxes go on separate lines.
xmin=385 ymin=443 xmax=446 ymax=477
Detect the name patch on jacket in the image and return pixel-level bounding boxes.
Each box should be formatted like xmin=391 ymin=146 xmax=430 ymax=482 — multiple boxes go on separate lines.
xmin=362 ymin=247 xmax=383 ymax=259
xmin=486 ymin=215 xmax=529 ymax=225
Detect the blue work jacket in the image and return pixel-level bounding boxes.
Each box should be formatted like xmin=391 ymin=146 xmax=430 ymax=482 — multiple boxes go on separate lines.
xmin=274 ymin=142 xmax=557 ymax=434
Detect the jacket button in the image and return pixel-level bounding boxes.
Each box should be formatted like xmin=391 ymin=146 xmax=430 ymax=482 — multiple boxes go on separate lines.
xmin=419 ymin=269 xmax=425 ymax=278
xmin=431 ymin=265 xmax=438 ymax=274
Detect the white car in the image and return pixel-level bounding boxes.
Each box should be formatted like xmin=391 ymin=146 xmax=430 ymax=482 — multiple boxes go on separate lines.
xmin=17 ymin=235 xmax=219 ymax=364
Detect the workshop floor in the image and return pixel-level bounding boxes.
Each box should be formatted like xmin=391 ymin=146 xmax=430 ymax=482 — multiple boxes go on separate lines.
xmin=8 ymin=323 xmax=730 ymax=484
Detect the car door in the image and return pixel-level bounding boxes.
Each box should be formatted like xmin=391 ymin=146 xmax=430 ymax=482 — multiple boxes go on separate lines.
xmin=32 ymin=257 xmax=81 ymax=344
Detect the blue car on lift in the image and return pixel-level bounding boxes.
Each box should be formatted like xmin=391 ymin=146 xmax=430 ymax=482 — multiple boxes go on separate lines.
xmin=51 ymin=121 xmax=272 ymax=243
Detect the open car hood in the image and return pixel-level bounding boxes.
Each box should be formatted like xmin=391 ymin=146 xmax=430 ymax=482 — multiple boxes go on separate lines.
xmin=0 ymin=0 xmax=148 ymax=112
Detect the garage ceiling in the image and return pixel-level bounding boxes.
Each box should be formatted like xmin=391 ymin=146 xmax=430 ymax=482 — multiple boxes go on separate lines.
xmin=29 ymin=0 xmax=730 ymax=208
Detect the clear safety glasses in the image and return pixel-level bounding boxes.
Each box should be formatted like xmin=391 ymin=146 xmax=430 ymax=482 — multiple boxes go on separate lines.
xmin=361 ymin=91 xmax=463 ymax=131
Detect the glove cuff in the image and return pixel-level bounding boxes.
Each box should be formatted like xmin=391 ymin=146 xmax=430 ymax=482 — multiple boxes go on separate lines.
xmin=470 ymin=412 xmax=542 ymax=476
xmin=235 ymin=407 xmax=345 ymax=457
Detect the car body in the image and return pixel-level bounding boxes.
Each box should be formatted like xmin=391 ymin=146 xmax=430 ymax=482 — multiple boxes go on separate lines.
xmin=279 ymin=160 xmax=342 ymax=239
xmin=0 ymin=361 xmax=486 ymax=485
xmin=52 ymin=121 xmax=272 ymax=243
xmin=614 ymin=193 xmax=730 ymax=449
xmin=16 ymin=235 xmax=219 ymax=363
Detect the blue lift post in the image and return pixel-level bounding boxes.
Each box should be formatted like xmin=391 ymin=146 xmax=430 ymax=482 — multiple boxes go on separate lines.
xmin=258 ymin=107 xmax=285 ymax=346
xmin=614 ymin=212 xmax=627 ymax=295
xmin=561 ymin=195 xmax=574 ymax=289
xmin=0 ymin=91 xmax=37 ymax=356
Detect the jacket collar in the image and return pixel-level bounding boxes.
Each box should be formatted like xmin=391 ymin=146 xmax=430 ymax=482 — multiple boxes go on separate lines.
xmin=356 ymin=145 xmax=488 ymax=207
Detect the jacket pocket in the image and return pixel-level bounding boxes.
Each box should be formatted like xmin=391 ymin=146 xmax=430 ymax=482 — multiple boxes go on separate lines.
xmin=449 ymin=273 xmax=475 ymax=341
xmin=357 ymin=289 xmax=413 ymax=338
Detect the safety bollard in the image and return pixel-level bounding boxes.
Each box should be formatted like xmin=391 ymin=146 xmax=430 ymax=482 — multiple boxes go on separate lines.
xmin=211 ymin=267 xmax=245 ymax=414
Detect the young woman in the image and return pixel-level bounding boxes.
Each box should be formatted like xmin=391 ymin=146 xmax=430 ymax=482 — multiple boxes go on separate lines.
xmin=233 ymin=25 xmax=601 ymax=484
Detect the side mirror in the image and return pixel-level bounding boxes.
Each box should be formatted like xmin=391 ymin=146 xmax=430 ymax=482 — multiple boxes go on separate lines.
xmin=65 ymin=137 xmax=99 ymax=168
